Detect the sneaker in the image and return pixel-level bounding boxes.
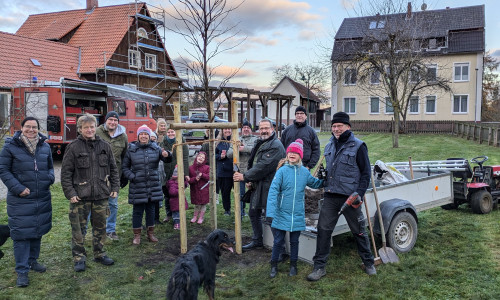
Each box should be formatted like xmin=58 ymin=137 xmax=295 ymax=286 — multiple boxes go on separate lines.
xmin=16 ymin=273 xmax=29 ymax=287
xmin=29 ymin=261 xmax=47 ymax=273
xmin=365 ymin=264 xmax=377 ymax=275
xmin=74 ymin=261 xmax=86 ymax=272
xmin=94 ymin=255 xmax=114 ymax=266
xmin=106 ymin=232 xmax=119 ymax=241
xmin=224 ymin=211 xmax=230 ymax=216
xmin=306 ymin=268 xmax=326 ymax=281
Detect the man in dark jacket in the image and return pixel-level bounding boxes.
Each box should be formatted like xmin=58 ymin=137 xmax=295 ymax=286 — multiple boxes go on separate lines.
xmin=280 ymin=106 xmax=320 ymax=170
xmin=233 ymin=119 xmax=286 ymax=250
xmin=307 ymin=112 xmax=376 ymax=281
xmin=61 ymin=114 xmax=120 ymax=272
xmin=96 ymin=111 xmax=128 ymax=241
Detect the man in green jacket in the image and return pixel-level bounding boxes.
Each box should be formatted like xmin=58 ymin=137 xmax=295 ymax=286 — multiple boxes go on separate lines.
xmin=96 ymin=111 xmax=128 ymax=240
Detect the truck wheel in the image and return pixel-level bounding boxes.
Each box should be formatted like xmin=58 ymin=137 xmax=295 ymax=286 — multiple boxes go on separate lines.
xmin=470 ymin=190 xmax=493 ymax=214
xmin=386 ymin=212 xmax=418 ymax=253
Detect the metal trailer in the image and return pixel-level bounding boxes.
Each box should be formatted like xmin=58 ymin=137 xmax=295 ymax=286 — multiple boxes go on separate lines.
xmin=262 ymin=163 xmax=455 ymax=264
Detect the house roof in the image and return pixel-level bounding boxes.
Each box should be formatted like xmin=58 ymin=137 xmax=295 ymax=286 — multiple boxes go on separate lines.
xmin=0 ymin=31 xmax=79 ymax=88
xmin=274 ymin=76 xmax=320 ymax=102
xmin=16 ymin=3 xmax=177 ymax=76
xmin=332 ymin=5 xmax=485 ymax=60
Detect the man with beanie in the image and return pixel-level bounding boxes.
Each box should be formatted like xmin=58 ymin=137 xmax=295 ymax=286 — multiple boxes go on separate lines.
xmin=96 ymin=111 xmax=128 ymax=241
xmin=280 ymin=106 xmax=320 ymax=170
xmin=233 ymin=119 xmax=285 ymax=251
xmin=307 ymin=111 xmax=376 ymax=281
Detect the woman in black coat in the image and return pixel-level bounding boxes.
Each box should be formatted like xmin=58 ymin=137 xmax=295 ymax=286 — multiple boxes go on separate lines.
xmin=122 ymin=125 xmax=171 ymax=245
xmin=0 ymin=117 xmax=55 ymax=287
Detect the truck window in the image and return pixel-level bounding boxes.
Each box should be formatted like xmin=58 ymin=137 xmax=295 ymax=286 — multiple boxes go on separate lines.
xmin=112 ymin=100 xmax=126 ymax=116
xmin=135 ymin=102 xmax=147 ymax=117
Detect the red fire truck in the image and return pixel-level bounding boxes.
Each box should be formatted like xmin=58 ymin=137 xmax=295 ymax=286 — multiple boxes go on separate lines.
xmin=11 ymin=78 xmax=161 ymax=155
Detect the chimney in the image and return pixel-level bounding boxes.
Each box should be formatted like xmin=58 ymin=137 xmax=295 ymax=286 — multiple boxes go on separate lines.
xmin=86 ymin=0 xmax=98 ymax=11
xmin=406 ymin=2 xmax=412 ymax=19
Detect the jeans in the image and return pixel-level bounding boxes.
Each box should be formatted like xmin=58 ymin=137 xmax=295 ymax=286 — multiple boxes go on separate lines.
xmin=132 ymin=201 xmax=155 ymax=229
xmin=172 ymin=211 xmax=180 ymax=224
xmin=106 ymin=194 xmax=119 ymax=234
xmin=312 ymin=193 xmax=374 ymax=269
xmin=13 ymin=238 xmax=41 ymax=274
xmin=271 ymin=229 xmax=300 ymax=262
xmin=240 ymin=181 xmax=246 ymax=216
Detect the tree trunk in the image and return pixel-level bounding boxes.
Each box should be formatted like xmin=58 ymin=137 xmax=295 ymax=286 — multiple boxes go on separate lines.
xmin=393 ymin=111 xmax=400 ymax=148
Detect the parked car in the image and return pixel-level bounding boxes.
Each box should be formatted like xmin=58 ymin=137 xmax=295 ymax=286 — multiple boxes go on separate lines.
xmin=189 ymin=113 xmax=227 ymax=123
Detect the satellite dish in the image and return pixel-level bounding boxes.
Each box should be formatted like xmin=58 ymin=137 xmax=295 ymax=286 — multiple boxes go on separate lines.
xmin=421 ymin=3 xmax=427 ymax=11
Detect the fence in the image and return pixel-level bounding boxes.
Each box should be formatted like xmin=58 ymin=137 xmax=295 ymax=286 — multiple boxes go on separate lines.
xmin=319 ymin=120 xmax=500 ymax=147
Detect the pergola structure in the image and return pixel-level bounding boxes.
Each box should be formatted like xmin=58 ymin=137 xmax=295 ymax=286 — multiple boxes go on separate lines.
xmin=160 ymin=86 xmax=295 ymax=255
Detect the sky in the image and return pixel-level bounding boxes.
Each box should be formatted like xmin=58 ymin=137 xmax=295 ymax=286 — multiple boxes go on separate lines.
xmin=0 ymin=0 xmax=498 ymax=93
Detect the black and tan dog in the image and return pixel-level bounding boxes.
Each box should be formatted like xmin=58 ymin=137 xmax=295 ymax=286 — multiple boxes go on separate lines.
xmin=0 ymin=225 xmax=10 ymax=259
xmin=166 ymin=229 xmax=234 ymax=300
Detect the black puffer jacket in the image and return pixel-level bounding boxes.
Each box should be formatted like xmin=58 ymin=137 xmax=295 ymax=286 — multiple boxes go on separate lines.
xmin=280 ymin=120 xmax=320 ymax=169
xmin=61 ymin=135 xmax=119 ymax=201
xmin=0 ymin=131 xmax=54 ymax=240
xmin=122 ymin=141 xmax=172 ymax=204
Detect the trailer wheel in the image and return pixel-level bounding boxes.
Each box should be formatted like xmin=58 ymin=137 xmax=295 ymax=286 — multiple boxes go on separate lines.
xmin=386 ymin=212 xmax=418 ymax=253
xmin=470 ymin=190 xmax=493 ymax=214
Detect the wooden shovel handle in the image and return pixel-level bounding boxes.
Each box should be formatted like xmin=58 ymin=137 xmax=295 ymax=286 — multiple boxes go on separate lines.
xmin=313 ymin=155 xmax=325 ymax=177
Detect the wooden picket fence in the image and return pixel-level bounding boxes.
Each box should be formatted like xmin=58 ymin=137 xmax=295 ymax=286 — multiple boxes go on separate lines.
xmin=319 ymin=120 xmax=500 ymax=147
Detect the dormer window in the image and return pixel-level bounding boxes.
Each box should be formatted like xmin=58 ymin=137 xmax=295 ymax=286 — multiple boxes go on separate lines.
xmin=137 ymin=27 xmax=147 ymax=39
xmin=429 ymin=38 xmax=437 ymax=49
xmin=369 ymin=20 xmax=385 ymax=29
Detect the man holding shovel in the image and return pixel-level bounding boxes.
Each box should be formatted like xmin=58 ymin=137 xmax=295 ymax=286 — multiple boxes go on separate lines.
xmin=307 ymin=112 xmax=376 ymax=281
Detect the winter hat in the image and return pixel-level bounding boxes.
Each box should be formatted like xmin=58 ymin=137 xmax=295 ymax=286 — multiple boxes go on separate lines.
xmin=242 ymin=119 xmax=252 ymax=129
xmin=150 ymin=131 xmax=158 ymax=140
xmin=172 ymin=165 xmax=178 ymax=178
xmin=331 ymin=111 xmax=351 ymax=127
xmin=105 ymin=111 xmax=119 ymax=122
xmin=137 ymin=124 xmax=152 ymax=138
xmin=287 ymin=138 xmax=304 ymax=159
xmin=295 ymin=106 xmax=306 ymax=114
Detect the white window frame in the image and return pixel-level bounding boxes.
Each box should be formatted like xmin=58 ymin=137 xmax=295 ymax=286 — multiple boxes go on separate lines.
xmin=426 ymin=64 xmax=437 ymax=82
xmin=369 ymin=97 xmax=380 ymax=114
xmin=409 ymin=96 xmax=419 ymax=114
xmin=343 ymin=97 xmax=356 ymax=114
xmin=454 ymin=62 xmax=470 ymax=82
xmin=410 ymin=67 xmax=420 ymax=83
xmin=145 ymin=54 xmax=157 ymax=71
xmin=452 ymin=94 xmax=469 ymax=114
xmin=128 ymin=49 xmax=141 ymax=68
xmin=425 ymin=95 xmax=437 ymax=114
xmin=344 ymin=68 xmax=357 ymax=85
xmin=384 ymin=97 xmax=394 ymax=114
xmin=137 ymin=27 xmax=148 ymax=39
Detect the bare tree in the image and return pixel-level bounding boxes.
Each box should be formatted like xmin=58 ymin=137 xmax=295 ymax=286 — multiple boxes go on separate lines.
xmin=481 ymin=52 xmax=500 ymax=121
xmin=332 ymin=1 xmax=453 ymax=147
xmin=270 ymin=63 xmax=330 ymax=103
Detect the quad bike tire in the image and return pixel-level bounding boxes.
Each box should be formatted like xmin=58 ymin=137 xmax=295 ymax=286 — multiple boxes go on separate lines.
xmin=470 ymin=190 xmax=493 ymax=214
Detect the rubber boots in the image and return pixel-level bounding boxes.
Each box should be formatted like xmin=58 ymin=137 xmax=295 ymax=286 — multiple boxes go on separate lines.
xmin=270 ymin=261 xmax=278 ymax=278
xmin=197 ymin=211 xmax=205 ymax=224
xmin=191 ymin=211 xmax=199 ymax=223
xmin=147 ymin=226 xmax=158 ymax=243
xmin=132 ymin=228 xmax=141 ymax=245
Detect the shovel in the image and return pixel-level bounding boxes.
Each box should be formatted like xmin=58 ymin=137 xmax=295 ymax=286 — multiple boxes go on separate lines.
xmin=371 ymin=173 xmax=399 ymax=263
xmin=363 ymin=195 xmax=381 ymax=266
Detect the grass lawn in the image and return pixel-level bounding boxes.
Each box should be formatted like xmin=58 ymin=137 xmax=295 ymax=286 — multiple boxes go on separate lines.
xmin=0 ymin=133 xmax=499 ymax=299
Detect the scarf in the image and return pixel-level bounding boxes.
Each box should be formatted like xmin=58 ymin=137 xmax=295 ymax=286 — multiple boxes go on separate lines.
xmin=20 ymin=134 xmax=39 ymax=155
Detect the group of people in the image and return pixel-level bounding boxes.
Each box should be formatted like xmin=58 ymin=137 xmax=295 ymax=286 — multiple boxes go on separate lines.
xmin=0 ymin=105 xmax=377 ymax=288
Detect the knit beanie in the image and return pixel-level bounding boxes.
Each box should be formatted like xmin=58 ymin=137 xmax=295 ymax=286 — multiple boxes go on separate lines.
xmin=242 ymin=119 xmax=252 ymax=129
xmin=331 ymin=111 xmax=351 ymax=126
xmin=287 ymin=138 xmax=304 ymax=159
xmin=295 ymin=106 xmax=306 ymax=114
xmin=150 ymin=131 xmax=158 ymax=140
xmin=105 ymin=111 xmax=119 ymax=122
xmin=172 ymin=165 xmax=178 ymax=178
xmin=137 ymin=124 xmax=152 ymax=138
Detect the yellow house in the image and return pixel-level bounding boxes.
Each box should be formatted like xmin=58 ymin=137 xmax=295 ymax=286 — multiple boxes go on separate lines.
xmin=331 ymin=4 xmax=485 ymax=123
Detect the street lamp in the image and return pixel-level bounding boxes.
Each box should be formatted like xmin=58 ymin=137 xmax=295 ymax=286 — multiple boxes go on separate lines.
xmin=300 ymin=74 xmax=310 ymax=120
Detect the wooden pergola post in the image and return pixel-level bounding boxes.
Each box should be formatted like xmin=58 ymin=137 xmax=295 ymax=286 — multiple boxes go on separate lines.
xmin=230 ymin=98 xmax=242 ymax=254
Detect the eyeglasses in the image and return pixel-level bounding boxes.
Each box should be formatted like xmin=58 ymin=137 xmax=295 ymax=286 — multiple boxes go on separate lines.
xmin=295 ymin=112 xmax=306 ymax=115
xmin=23 ymin=125 xmax=38 ymax=130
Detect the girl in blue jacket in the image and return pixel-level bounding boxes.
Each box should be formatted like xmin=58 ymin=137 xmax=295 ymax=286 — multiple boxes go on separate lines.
xmin=266 ymin=139 xmax=323 ymax=278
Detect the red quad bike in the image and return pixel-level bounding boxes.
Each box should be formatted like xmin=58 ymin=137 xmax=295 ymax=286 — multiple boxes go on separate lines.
xmin=444 ymin=156 xmax=500 ymax=214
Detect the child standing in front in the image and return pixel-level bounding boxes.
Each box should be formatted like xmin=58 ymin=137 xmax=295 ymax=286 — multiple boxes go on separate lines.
xmin=266 ymin=139 xmax=323 ymax=278
xmin=188 ymin=151 xmax=210 ymax=224
xmin=167 ymin=166 xmax=189 ymax=230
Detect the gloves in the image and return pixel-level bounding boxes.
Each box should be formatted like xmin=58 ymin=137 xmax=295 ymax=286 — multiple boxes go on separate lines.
xmin=317 ymin=164 xmax=327 ymax=180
